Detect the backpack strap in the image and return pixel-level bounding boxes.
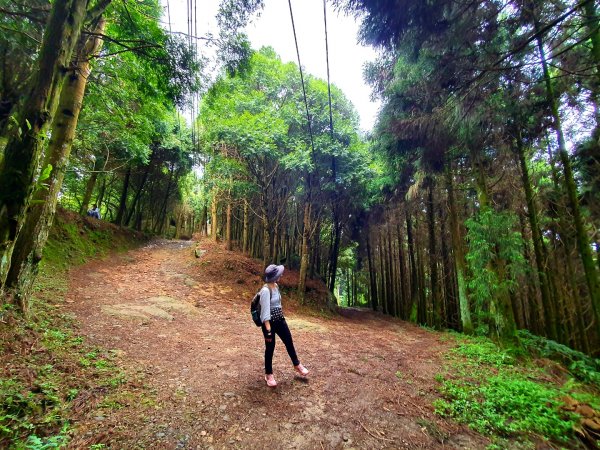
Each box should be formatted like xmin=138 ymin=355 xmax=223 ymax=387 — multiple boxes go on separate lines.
xmin=264 ymin=283 xmax=272 ymax=300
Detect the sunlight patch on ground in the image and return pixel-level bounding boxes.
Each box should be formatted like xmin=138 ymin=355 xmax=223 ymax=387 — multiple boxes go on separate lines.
xmin=147 ymin=296 xmax=198 ymax=314
xmin=286 ymin=318 xmax=327 ymax=332
xmin=101 ymin=296 xmax=198 ymax=320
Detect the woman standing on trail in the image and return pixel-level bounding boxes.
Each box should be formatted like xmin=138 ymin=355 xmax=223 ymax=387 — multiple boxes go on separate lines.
xmin=260 ymin=264 xmax=309 ymax=387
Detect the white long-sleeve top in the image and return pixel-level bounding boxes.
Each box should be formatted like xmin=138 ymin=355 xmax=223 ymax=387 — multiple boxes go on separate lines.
xmin=259 ymin=284 xmax=282 ymax=323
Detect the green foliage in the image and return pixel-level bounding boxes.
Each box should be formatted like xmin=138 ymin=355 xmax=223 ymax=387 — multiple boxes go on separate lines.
xmin=517 ymin=330 xmax=600 ymax=388
xmin=434 ymin=374 xmax=575 ymax=439
xmin=452 ymin=338 xmax=515 ymax=367
xmin=22 ymin=428 xmax=69 ymax=450
xmin=216 ymin=0 xmax=263 ymax=75
xmin=0 ymin=379 xmax=37 ymax=439
xmin=52 ymin=0 xmax=200 ymax=228
xmin=435 ymin=335 xmax=598 ymax=446
xmin=465 ymin=207 xmax=526 ymax=323
xmin=199 ymin=45 xmax=372 ymax=269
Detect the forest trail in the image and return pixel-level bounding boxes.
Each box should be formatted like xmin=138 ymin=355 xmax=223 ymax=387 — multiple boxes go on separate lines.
xmin=63 ymin=239 xmax=487 ymax=449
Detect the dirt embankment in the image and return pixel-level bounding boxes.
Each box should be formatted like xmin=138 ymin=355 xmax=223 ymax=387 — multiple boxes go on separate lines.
xmin=63 ymin=238 xmax=488 ymax=449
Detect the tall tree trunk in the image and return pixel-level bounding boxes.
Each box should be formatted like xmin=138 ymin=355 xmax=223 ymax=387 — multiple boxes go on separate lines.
xmin=242 ymin=200 xmax=249 ymax=253
xmin=366 ymin=230 xmax=378 ymax=311
xmin=174 ymin=208 xmax=183 ymax=239
xmin=262 ymin=211 xmax=270 ymax=265
xmin=379 ymin=230 xmax=389 ymax=315
xmin=440 ymin=203 xmax=454 ymax=329
xmin=345 ymin=268 xmax=350 ymax=306
xmin=547 ymin=143 xmax=591 ymax=350
xmin=386 ymin=223 xmax=397 ymax=316
xmin=583 ymin=0 xmax=600 ymax=131
xmin=406 ymin=210 xmax=419 ymax=322
xmin=515 ymin=131 xmax=557 ymax=338
xmin=125 ymin=158 xmax=152 ymax=226
xmin=328 ymin=216 xmax=341 ymax=293
xmin=298 ymin=202 xmax=311 ymax=302
xmin=471 ymin=148 xmax=517 ymax=339
xmin=273 ymin=219 xmax=280 ymax=263
xmin=516 ymin=211 xmax=533 ymax=330
xmin=281 ymin=223 xmax=288 ymax=264
xmin=114 ymin=166 xmax=131 ymax=226
xmin=427 ymin=179 xmax=441 ymax=326
xmin=309 ymin=219 xmax=319 ymax=279
xmin=211 ymin=196 xmax=218 ymax=241
xmin=445 ymin=167 xmax=473 ymax=333
xmin=4 ymin=18 xmax=106 ymax=311
xmin=226 ymin=201 xmax=232 ymax=251
xmin=79 ymin=155 xmax=104 ymax=216
xmin=415 ymin=215 xmax=427 ymax=324
xmin=96 ymin=175 xmax=107 ymax=210
xmin=534 ymin=13 xmax=600 ymax=330
xmin=396 ymin=221 xmax=408 ymax=319
xmin=200 ymin=204 xmax=207 ymax=236
xmin=0 ymin=0 xmax=87 ymax=291
xmin=101 ymin=173 xmax=116 ymax=221
xmin=158 ymin=167 xmax=178 ymax=235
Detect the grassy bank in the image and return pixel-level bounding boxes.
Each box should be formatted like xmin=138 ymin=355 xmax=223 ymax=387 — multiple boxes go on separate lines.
xmin=434 ymin=332 xmax=600 ymax=448
xmin=0 ymin=209 xmax=148 ymax=449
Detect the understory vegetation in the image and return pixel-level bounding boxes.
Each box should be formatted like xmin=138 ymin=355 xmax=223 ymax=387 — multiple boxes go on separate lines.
xmin=0 ymin=211 xmax=147 ymax=448
xmin=1 ymin=0 xmax=600 ymax=446
xmin=0 ymin=209 xmax=598 ymax=449
xmin=434 ymin=332 xmax=600 ymax=448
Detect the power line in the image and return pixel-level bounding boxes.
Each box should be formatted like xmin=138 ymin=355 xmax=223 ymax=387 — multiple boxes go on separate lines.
xmin=323 ymin=0 xmax=334 ymax=139
xmin=323 ymin=0 xmax=336 ymax=181
xmin=166 ymin=0 xmax=172 ymax=33
xmin=287 ymin=0 xmax=316 ymax=161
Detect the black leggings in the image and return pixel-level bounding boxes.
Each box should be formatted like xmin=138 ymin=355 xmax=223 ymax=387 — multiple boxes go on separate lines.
xmin=262 ymin=318 xmax=299 ymax=374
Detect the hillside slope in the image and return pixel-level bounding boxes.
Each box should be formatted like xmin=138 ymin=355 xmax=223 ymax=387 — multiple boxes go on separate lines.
xmin=0 ymin=209 xmax=148 ymax=448
xmin=1 ymin=210 xmax=598 ymax=449
xmin=62 ymin=238 xmax=488 ymax=449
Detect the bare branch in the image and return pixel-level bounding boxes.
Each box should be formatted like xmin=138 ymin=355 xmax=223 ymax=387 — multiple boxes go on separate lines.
xmin=0 ymin=24 xmax=41 ymax=44
xmin=0 ymin=6 xmax=45 ymax=23
xmin=87 ymin=44 xmax=161 ymax=60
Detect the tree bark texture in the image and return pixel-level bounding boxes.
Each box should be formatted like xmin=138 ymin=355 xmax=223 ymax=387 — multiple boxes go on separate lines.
xmin=114 ymin=166 xmax=131 ymax=226
xmin=211 ymin=196 xmax=218 ymax=241
xmin=226 ymin=202 xmax=232 ymax=251
xmin=515 ymin=132 xmax=557 ymax=338
xmin=298 ymin=202 xmax=311 ymax=302
xmin=79 ymin=156 xmax=104 ymax=216
xmin=4 ymin=16 xmax=106 ymax=311
xmin=445 ymin=167 xmax=473 ymax=333
xmin=242 ymin=200 xmax=249 ymax=253
xmin=0 ymin=0 xmax=87 ymax=291
xmin=534 ymin=16 xmax=600 ymax=331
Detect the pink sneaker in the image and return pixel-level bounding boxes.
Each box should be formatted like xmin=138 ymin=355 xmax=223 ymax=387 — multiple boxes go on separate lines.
xmin=265 ymin=374 xmax=277 ymax=387
xmin=294 ymin=364 xmax=309 ymax=376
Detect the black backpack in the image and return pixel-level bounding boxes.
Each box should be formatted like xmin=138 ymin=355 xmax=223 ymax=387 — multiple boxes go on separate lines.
xmin=251 ymin=285 xmax=271 ymax=327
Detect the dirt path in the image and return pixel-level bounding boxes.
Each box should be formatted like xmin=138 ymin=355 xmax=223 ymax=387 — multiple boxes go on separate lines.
xmin=63 ymin=239 xmax=487 ymax=449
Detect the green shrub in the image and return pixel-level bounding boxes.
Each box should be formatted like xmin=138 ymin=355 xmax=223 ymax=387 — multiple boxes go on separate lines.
xmin=435 ymin=373 xmax=576 ymax=440
xmin=435 ymin=335 xmax=597 ymax=446
xmin=452 ymin=338 xmax=515 ymax=367
xmin=21 ymin=429 xmax=69 ymax=450
xmin=517 ymin=330 xmax=600 ymax=388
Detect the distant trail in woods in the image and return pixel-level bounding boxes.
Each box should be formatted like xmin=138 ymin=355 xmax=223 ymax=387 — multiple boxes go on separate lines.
xmin=63 ymin=238 xmax=487 ymax=449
